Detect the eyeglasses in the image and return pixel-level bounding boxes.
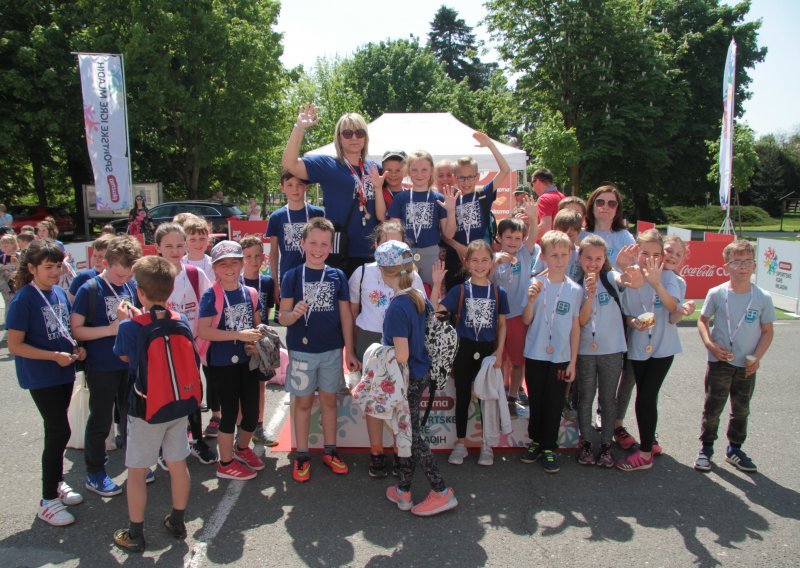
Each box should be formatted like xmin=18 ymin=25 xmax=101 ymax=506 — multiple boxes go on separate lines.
xmin=457 ymin=175 xmax=477 ymax=182
xmin=726 ymin=259 xmax=756 ymax=269
xmin=136 ymin=196 xmax=143 ymax=200
xmin=595 ymin=198 xmax=618 ymax=209
xmin=339 ymin=128 xmax=366 ymax=139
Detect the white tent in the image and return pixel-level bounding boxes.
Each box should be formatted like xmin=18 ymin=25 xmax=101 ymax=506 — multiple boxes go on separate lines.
xmin=304 ymin=112 xmax=528 ymax=172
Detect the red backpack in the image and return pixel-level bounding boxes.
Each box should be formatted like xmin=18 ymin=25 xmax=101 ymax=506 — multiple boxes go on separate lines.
xmin=132 ymin=307 xmax=202 ymax=424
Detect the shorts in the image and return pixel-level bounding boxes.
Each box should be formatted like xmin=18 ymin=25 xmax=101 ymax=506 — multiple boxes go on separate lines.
xmin=503 ymin=316 xmax=528 ymax=368
xmin=286 ymin=349 xmax=344 ymax=397
xmin=125 ymin=415 xmax=190 ymax=468
xmin=355 ymin=327 xmax=383 ymax=362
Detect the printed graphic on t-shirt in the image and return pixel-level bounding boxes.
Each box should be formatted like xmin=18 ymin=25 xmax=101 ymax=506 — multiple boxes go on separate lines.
xmin=224 ymin=302 xmax=253 ymax=330
xmin=557 ymin=301 xmax=570 ymax=315
xmin=465 ymin=298 xmax=495 ymax=328
xmin=655 ymin=295 xmax=663 ymax=308
xmin=351 ymin=175 xmax=375 ymax=201
xmin=304 ymin=281 xmax=335 ymax=312
xmin=42 ymin=304 xmax=69 ymax=341
xmin=745 ymin=309 xmax=758 ymax=323
xmin=458 ymin=201 xmax=481 ymax=231
xmin=369 ymin=289 xmax=389 ymax=308
xmin=104 ymin=295 xmax=130 ymax=322
xmin=406 ymin=202 xmax=434 ymax=230
xmin=283 ymin=222 xmax=306 ymax=252
xmin=598 ymin=292 xmax=611 ymax=306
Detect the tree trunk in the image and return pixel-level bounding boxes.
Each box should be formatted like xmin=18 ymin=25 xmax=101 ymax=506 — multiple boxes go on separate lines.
xmin=31 ymin=150 xmax=47 ymax=206
xmin=568 ymin=163 xmax=579 ymax=196
xmin=67 ymin=153 xmax=92 ymax=238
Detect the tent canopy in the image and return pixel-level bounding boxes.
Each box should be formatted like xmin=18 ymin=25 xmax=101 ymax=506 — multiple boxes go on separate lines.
xmin=304 ymin=112 xmax=528 ymax=172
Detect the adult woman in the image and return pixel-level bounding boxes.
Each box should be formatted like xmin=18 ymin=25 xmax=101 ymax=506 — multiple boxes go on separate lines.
xmin=281 ymin=103 xmax=379 ymax=277
xmin=582 ymin=184 xmax=635 ymax=271
xmin=127 ymin=195 xmax=155 ymax=243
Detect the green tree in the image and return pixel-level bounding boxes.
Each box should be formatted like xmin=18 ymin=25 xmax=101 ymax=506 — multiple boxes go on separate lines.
xmin=706 ymin=122 xmax=759 ymax=200
xmin=746 ymin=133 xmax=800 ymax=217
xmin=428 ymin=5 xmax=495 ymax=90
xmin=523 ymin=107 xmax=580 ymax=190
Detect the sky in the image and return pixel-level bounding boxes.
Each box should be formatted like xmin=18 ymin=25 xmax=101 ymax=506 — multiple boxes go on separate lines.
xmin=276 ymin=0 xmax=799 ymax=138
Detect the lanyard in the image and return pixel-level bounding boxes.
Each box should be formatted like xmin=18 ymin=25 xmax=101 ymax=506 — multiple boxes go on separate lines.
xmin=301 ymin=265 xmax=326 ymax=327
xmin=30 ymin=283 xmax=77 ymax=347
xmin=286 ymin=202 xmax=310 ymax=225
xmin=640 ymin=285 xmax=656 ymax=344
xmin=542 ymin=278 xmax=565 ymax=345
xmin=466 ymin=279 xmax=492 ymax=339
xmin=222 ymin=285 xmax=252 ymax=333
xmin=100 ymin=275 xmax=133 ymax=321
xmin=409 ymin=189 xmax=431 ymax=245
xmin=725 ymin=285 xmax=754 ymax=348
xmin=343 ymin=159 xmax=368 ymax=207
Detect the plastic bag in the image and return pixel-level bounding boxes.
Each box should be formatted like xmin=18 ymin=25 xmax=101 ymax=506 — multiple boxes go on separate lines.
xmin=66 ymin=372 xmax=118 ymax=451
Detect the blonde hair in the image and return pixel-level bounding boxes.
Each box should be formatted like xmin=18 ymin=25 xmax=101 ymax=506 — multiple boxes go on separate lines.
xmin=723 ymin=239 xmax=755 ymax=263
xmin=373 ymin=219 xmax=405 ymax=247
xmin=0 ymin=234 xmax=17 ymax=247
xmin=636 ymin=228 xmax=664 ymax=249
xmin=380 ymin=263 xmax=425 ymax=313
xmin=104 ymin=236 xmax=143 ymax=268
xmin=302 ymin=217 xmax=335 ymax=240
xmin=664 ymin=234 xmax=689 ymax=262
xmin=333 ymin=113 xmax=369 ymax=162
xmin=559 ymin=196 xmax=587 ymax=215
xmin=239 ymin=235 xmax=263 ymax=251
xmin=173 ymin=212 xmax=203 ymax=227
xmin=183 ymin=217 xmax=209 ymax=236
xmin=455 ymin=156 xmax=478 ymax=172
xmin=578 ymin=234 xmax=613 ymax=274
xmin=407 ymin=150 xmax=435 ymax=189
xmin=540 ymin=230 xmax=573 ymax=254
xmin=133 ymin=256 xmax=179 ymax=303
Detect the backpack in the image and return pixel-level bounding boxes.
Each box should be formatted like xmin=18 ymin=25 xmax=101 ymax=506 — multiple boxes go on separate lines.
xmin=195 ymin=282 xmax=259 ymax=366
xmin=131 ymin=307 xmax=202 ymax=424
xmin=476 ymin=189 xmax=498 ymax=244
xmin=420 ymin=303 xmax=459 ymax=427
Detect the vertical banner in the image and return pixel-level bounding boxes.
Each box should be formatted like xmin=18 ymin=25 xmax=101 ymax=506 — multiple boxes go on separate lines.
xmin=78 ymin=54 xmax=131 ymax=211
xmin=719 ymin=39 xmax=737 ymax=211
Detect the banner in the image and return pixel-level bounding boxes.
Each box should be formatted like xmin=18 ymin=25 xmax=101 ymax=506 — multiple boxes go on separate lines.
xmin=637 ymin=220 xmax=656 ymax=233
xmin=704 ymin=232 xmax=735 ymax=243
xmin=680 ymin=241 xmax=729 ymax=299
xmin=719 ymin=39 xmax=737 ymax=211
xmin=756 ymin=238 xmax=800 ymax=314
xmin=78 ymin=54 xmax=131 ymax=211
xmin=667 ymin=226 xmax=693 ymax=242
xmin=228 ymin=219 xmax=268 ymax=242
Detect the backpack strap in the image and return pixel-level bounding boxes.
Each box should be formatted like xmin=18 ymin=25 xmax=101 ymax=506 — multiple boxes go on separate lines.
xmin=85 ymin=276 xmax=99 ymax=326
xmin=243 ymin=284 xmax=259 ymax=322
xmin=357 ymin=265 xmax=366 ymax=314
xmin=455 ymin=283 xmax=465 ymax=325
xmin=598 ymin=270 xmax=627 ymax=340
xmin=185 ymin=264 xmax=200 ymax=302
xmin=421 ymin=378 xmax=437 ymax=429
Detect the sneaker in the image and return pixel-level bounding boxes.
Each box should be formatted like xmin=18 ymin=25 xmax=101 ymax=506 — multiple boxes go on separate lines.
xmin=578 ymin=442 xmax=595 ymax=465
xmin=411 ymin=488 xmax=458 ymax=517
xmin=543 ymin=450 xmax=560 ymax=473
xmin=616 ymin=450 xmax=653 ymax=472
xmin=163 ymin=514 xmax=187 ymax=539
xmin=322 ymin=451 xmax=349 ymax=474
xmin=204 ymin=418 xmax=220 ymax=438
xmin=652 ymin=438 xmax=663 ymax=456
xmin=368 ymin=453 xmax=388 ymax=478
xmin=57 ymin=482 xmax=83 ymax=506
xmin=386 ymin=485 xmax=413 ymax=511
xmin=201 ymin=402 xmax=209 ymax=413
xmin=38 ymin=498 xmax=75 ymax=526
xmin=517 ymin=388 xmax=529 ymax=406
xmin=614 ymin=426 xmax=637 ymax=450
xmin=85 ymin=471 xmax=123 ymax=497
xmin=234 ymin=447 xmax=265 ymax=471
xmin=726 ymin=446 xmax=757 ymax=473
xmin=157 ymin=455 xmax=168 ymax=471
xmin=507 ymin=398 xmax=518 ymax=418
xmin=448 ymin=443 xmax=469 ymax=465
xmin=695 ymin=447 xmax=713 ymax=472
xmin=596 ymin=444 xmax=614 ymax=468
xmin=191 ymin=440 xmax=218 ymax=465
xmin=113 ymin=528 xmax=145 ymax=553
xmin=520 ymin=442 xmax=543 ymax=464
xmin=478 ymin=445 xmax=494 ymax=466
xmin=114 ymin=434 xmax=124 ymax=449
xmin=252 ymin=424 xmax=267 ymax=444
xmin=146 ymin=468 xmax=156 ymax=484
xmin=293 ymin=457 xmax=311 ymax=483
xmin=216 ymin=460 xmax=257 ymax=481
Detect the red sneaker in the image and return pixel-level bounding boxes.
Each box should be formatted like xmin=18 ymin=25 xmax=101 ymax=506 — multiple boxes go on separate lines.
xmin=386 ymin=485 xmax=413 ymax=511
xmin=322 ymin=452 xmax=349 ymax=475
xmin=217 ymin=460 xmax=256 ymax=481
xmin=293 ymin=458 xmax=311 ymax=483
xmin=411 ymin=488 xmax=458 ymax=517
xmin=234 ymin=447 xmax=265 ymax=471
xmin=614 ymin=426 xmax=638 ymax=450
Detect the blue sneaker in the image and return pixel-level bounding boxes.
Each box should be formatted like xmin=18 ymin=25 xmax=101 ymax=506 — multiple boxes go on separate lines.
xmin=146 ymin=468 xmax=156 ymax=484
xmin=726 ymin=445 xmax=757 ymax=473
xmin=85 ymin=471 xmax=123 ymax=497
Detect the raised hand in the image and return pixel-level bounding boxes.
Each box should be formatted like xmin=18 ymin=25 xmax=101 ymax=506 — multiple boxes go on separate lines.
xmin=296 ymin=103 xmax=319 ymax=131
xmin=367 ymin=164 xmax=386 ymax=190
xmin=528 ymin=279 xmax=543 ymax=300
xmin=437 ymin=185 xmax=461 ymax=211
xmin=615 ymin=244 xmax=639 ymax=271
xmin=472 ymin=131 xmax=491 ymax=147
xmin=432 ymin=260 xmax=447 ymax=287
xmin=641 ymin=255 xmax=664 ymax=286
xmin=521 ymin=194 xmax=538 ymax=221
xmin=620 ymin=265 xmax=645 ymax=289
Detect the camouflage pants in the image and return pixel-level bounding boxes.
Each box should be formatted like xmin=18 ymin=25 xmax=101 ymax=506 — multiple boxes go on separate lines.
xmin=700 ymin=361 xmax=756 ymax=447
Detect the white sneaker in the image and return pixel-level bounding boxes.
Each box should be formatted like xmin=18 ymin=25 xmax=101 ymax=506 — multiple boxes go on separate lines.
xmin=478 ymin=445 xmax=494 ymax=466
xmin=448 ymin=443 xmax=469 ymax=465
xmin=57 ymin=482 xmax=83 ymax=506
xmin=38 ymin=498 xmax=75 ymax=526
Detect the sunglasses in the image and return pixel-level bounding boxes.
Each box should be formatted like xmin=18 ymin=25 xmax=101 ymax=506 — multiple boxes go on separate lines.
xmin=339 ymin=129 xmax=366 ymax=140
xmin=595 ymin=198 xmax=618 ymax=209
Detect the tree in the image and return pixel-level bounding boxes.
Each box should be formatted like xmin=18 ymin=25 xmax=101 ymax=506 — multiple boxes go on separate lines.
xmin=746 ymin=133 xmax=800 ymax=217
xmin=428 ymin=5 xmax=495 ymax=90
xmin=706 ymin=122 xmax=759 ymax=200
xmin=523 ymin=107 xmax=580 ymax=190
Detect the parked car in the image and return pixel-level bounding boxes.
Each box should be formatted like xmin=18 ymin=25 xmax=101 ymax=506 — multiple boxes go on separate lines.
xmin=110 ymin=200 xmax=248 ymax=237
xmin=9 ymin=205 xmax=76 ymax=239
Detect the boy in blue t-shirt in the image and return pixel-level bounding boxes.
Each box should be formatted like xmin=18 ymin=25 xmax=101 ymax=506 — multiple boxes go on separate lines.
xmin=71 ymin=236 xmax=142 ymax=498
xmin=67 ymin=234 xmax=112 ymax=302
xmin=112 ymin=256 xmax=193 ymax=553
xmin=278 ymin=217 xmax=359 ymax=483
xmin=695 ymin=240 xmax=775 ymax=473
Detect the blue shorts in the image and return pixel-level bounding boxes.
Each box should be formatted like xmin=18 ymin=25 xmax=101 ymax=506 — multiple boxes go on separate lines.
xmin=286 ymin=349 xmax=343 ymax=396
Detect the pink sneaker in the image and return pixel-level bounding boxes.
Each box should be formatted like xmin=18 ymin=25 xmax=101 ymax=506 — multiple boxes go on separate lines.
xmin=234 ymin=447 xmax=265 ymax=471
xmin=217 ymin=460 xmax=257 ymax=480
xmin=616 ymin=450 xmax=653 ymax=472
xmin=652 ymin=440 xmax=663 ymax=456
xmin=614 ymin=426 xmax=638 ymax=450
xmin=411 ymin=488 xmax=458 ymax=517
xmin=386 ymin=486 xmax=413 ymax=511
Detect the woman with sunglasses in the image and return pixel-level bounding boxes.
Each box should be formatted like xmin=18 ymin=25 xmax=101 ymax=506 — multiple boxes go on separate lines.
xmin=282 ymin=103 xmax=379 ymax=277
xmin=582 ymin=185 xmax=635 ymax=271
xmin=127 ymin=195 xmax=155 ymax=244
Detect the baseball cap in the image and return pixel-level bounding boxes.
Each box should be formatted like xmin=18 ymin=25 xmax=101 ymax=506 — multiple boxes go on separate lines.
xmin=375 ymin=240 xmax=413 ymax=267
xmin=210 ymin=240 xmax=243 ymax=264
xmin=382 ymin=150 xmax=408 ymax=163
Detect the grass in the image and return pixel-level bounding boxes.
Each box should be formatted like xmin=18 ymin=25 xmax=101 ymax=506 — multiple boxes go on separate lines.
xmin=679 ymin=301 xmax=798 ymax=323
xmin=659 ymin=206 xmax=800 ymax=233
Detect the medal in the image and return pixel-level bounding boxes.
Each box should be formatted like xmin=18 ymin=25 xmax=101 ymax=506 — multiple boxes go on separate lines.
xmin=726 ymin=352 xmax=735 ymax=362
xmin=361 ymin=216 xmax=366 ymax=227
xmin=231 ymin=355 xmax=239 ymax=364
xmin=546 ymin=345 xmax=554 ymax=355
xmin=590 ymin=342 xmax=598 ymax=351
xmin=364 ymin=211 xmax=371 ymax=220
xmin=303 ymin=337 xmax=309 ymax=345
xmin=413 ymin=253 xmax=421 ymax=262
xmin=473 ymin=352 xmax=480 ymax=360
xmin=645 ymin=345 xmax=653 ymax=353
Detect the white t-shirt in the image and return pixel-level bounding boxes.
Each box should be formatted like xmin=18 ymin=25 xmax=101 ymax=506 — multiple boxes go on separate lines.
xmin=183 ymin=254 xmax=215 ymax=283
xmin=166 ymin=266 xmax=213 ymax=337
xmin=349 ymin=262 xmax=425 ymax=333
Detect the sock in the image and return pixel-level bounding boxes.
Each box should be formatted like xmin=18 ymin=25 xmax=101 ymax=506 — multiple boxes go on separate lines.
xmin=128 ymin=521 xmax=144 ymax=539
xmin=296 ymin=449 xmax=309 ymax=461
xmin=236 ymin=445 xmax=249 ymax=452
xmin=169 ymin=508 xmax=185 ymax=526
xmin=324 ymin=444 xmax=336 ymax=456
xmin=730 ymin=443 xmax=742 ymax=449
xmin=370 ymin=444 xmax=383 ymax=455
xmin=396 ymin=486 xmax=408 ymax=494
xmin=220 ymin=459 xmax=233 ymax=467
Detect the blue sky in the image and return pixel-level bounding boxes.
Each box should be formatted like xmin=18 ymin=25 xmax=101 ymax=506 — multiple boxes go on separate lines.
xmin=277 ymin=0 xmax=798 ymax=137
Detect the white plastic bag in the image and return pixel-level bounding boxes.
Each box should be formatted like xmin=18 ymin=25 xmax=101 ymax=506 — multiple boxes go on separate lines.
xmin=66 ymin=372 xmax=118 ymax=451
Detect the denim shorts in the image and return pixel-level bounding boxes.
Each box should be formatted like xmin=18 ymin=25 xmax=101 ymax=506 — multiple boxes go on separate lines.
xmin=286 ymin=349 xmax=343 ymax=396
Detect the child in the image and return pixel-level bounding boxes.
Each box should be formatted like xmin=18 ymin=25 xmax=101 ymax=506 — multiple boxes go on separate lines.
xmin=491 ymin=197 xmax=539 ymax=416
xmin=376 ymin=240 xmax=458 ymax=516
xmin=434 ymin=160 xmax=456 ymax=191
xmin=278 ymin=217 xmax=359 ymax=482
xmin=266 ymin=171 xmax=324 ymax=305
xmin=71 ymin=236 xmax=142 ymax=496
xmin=7 ymin=240 xmax=86 ymax=526
xmin=441 ymin=132 xmax=511 ymax=291
xmin=112 ymin=256 xmax=193 ymax=552
xmin=183 ymin=216 xmax=214 ymax=282
xmin=694 ymin=240 xmax=774 ymax=473
xmin=68 ymin=234 xmax=113 ymax=302
xmin=16 ymin=231 xmax=35 ymax=250
xmin=520 ymin=230 xmax=582 ymax=473
xmin=616 ymin=229 xmax=681 ymax=471
xmin=0 ymin=233 xmax=19 ymax=303
xmin=240 ymin=235 xmax=276 ymax=445
xmin=156 ymin=223 xmax=217 ymax=465
xmin=432 ymin=240 xmax=509 ymax=467
xmin=371 ymin=150 xmax=408 ymax=221
xmin=558 ymin=196 xmax=587 ymax=218
xmin=535 ymin=208 xmax=582 ymax=281
xmin=576 ymin=235 xmax=643 ymax=467
xmin=348 ymin=220 xmax=425 ymax=477
xmin=101 ymin=224 xmax=117 ymax=236
xmin=247 ymin=197 xmax=262 ymax=221
xmin=386 ymin=149 xmax=458 ymax=286
xmin=37 ymin=218 xmax=64 ymax=249
xmin=665 ymin=235 xmax=696 ymax=325
xmin=198 ymin=241 xmax=264 ymax=480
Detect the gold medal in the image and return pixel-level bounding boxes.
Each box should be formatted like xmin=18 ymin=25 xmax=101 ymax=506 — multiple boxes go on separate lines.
xmin=473 ymin=352 xmax=480 ymax=360
xmin=645 ymin=345 xmax=653 ymax=353
xmin=590 ymin=342 xmax=598 ymax=351
xmin=413 ymin=253 xmax=421 ymax=262
xmin=726 ymin=352 xmax=735 ymax=362
xmin=302 ymin=337 xmax=309 ymax=345
xmin=546 ymin=345 xmax=554 ymax=355
xmin=231 ymin=355 xmax=239 ymax=364
xmin=364 ymin=211 xmax=371 ymax=220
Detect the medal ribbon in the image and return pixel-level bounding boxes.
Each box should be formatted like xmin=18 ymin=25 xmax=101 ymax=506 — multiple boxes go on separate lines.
xmin=409 ymin=189 xmax=431 ymax=245
xmin=640 ymin=286 xmax=656 ymax=346
xmin=542 ymin=278 xmax=565 ymax=347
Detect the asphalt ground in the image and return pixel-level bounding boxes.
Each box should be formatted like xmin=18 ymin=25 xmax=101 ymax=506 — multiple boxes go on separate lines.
xmin=0 ymin=323 xmax=798 ymax=567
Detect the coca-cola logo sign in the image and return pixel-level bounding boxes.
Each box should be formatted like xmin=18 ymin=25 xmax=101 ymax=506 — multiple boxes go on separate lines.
xmin=683 ymin=241 xmax=731 ymax=299
xmin=680 ymin=264 xmax=729 ymax=278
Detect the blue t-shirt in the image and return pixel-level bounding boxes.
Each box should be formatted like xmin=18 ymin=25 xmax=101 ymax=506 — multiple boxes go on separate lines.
xmin=7 ymin=284 xmax=76 ymax=389
xmin=69 ymin=268 xmax=99 ymax=296
xmin=580 ymin=229 xmax=635 ymax=271
xmin=578 ymin=271 xmax=627 ymax=356
xmin=453 ymin=182 xmax=495 ymax=246
xmin=523 ymin=276 xmax=583 ymax=363
xmin=702 ymin=284 xmax=775 ymax=367
xmin=198 ymin=285 xmax=262 ymax=366
xmin=266 ymin=204 xmax=325 ymax=281
xmin=281 ymin=264 xmax=350 ymax=353
xmin=492 ymin=245 xmax=539 ymax=319
xmin=440 ymin=281 xmax=510 ymax=343
xmin=622 ymin=269 xmax=683 ymax=360
xmin=72 ymin=276 xmax=139 ymax=372
xmin=242 ymin=274 xmax=275 ymax=323
xmin=386 ymin=189 xmax=447 ymax=248
xmin=302 ymin=155 xmax=379 ymax=258
xmin=383 ymin=294 xmax=431 ymax=381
